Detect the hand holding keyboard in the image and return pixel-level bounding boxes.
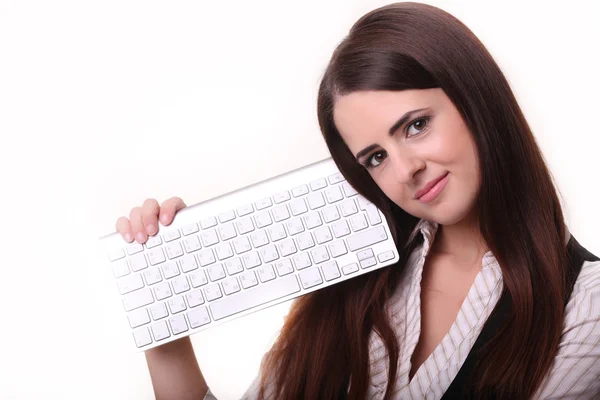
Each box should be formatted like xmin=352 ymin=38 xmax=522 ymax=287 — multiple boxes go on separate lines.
xmin=99 ymin=158 xmax=399 ymax=351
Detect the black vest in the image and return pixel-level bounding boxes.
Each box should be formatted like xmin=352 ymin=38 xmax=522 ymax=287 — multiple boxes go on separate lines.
xmin=441 ymin=235 xmax=599 ymax=399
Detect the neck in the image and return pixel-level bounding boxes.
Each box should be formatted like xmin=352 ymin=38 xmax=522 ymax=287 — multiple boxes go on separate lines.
xmin=432 ymin=210 xmax=489 ymax=266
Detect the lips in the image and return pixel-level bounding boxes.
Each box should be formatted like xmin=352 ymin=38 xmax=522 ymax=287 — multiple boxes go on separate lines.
xmin=415 ymin=172 xmax=449 ymax=199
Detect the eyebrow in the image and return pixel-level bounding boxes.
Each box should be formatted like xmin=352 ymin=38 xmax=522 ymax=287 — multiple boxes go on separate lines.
xmin=354 ymin=108 xmax=429 ymax=163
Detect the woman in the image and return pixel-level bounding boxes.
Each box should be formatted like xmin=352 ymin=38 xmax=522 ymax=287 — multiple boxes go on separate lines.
xmin=115 ymin=2 xmax=600 ymax=399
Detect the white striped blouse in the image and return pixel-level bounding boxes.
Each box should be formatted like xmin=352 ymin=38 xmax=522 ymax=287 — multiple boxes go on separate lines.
xmin=206 ymin=219 xmax=600 ymax=399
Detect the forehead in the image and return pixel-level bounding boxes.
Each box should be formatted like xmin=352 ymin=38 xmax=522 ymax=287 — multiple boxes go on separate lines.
xmin=333 ymin=88 xmax=442 ymax=152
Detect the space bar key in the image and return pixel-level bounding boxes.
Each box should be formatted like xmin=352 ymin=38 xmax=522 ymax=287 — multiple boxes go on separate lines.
xmin=209 ymin=275 xmax=301 ymax=321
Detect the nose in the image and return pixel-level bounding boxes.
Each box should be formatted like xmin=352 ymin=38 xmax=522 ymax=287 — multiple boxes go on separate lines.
xmin=388 ymin=147 xmax=424 ymax=184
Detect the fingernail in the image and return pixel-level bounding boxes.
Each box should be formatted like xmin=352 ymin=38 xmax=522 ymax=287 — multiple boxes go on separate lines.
xmin=147 ymin=224 xmax=156 ymax=234
xmin=124 ymin=233 xmax=132 ymax=242
xmin=161 ymin=214 xmax=169 ymax=224
xmin=136 ymin=232 xmax=144 ymax=242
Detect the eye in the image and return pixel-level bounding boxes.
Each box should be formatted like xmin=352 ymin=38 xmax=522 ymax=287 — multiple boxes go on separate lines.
xmin=367 ymin=150 xmax=387 ymax=168
xmin=407 ymin=117 xmax=429 ymax=136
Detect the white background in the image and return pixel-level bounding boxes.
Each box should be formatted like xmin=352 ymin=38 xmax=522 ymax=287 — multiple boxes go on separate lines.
xmin=0 ymin=0 xmax=598 ymax=399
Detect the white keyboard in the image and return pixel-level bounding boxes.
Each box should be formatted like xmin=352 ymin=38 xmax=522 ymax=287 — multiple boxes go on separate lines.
xmin=98 ymin=157 xmax=399 ymax=351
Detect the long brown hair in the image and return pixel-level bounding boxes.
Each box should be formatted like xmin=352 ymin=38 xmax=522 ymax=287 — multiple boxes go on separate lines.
xmin=255 ymin=2 xmax=569 ymax=399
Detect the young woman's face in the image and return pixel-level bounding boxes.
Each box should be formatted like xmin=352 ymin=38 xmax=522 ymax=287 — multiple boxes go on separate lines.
xmin=333 ymin=88 xmax=481 ymax=226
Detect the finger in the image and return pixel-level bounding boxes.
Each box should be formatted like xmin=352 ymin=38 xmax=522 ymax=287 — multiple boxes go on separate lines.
xmin=115 ymin=216 xmax=134 ymax=243
xmin=141 ymin=198 xmax=160 ymax=236
xmin=159 ymin=196 xmax=187 ymax=226
xmin=129 ymin=207 xmax=147 ymax=243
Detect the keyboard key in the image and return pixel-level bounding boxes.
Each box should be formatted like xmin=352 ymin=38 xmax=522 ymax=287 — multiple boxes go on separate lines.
xmin=341 ymin=182 xmax=358 ymax=197
xmin=169 ymin=314 xmax=188 ymax=335
xmin=239 ymin=271 xmax=258 ymax=289
xmin=112 ymin=260 xmax=129 ymax=278
xmin=339 ymin=199 xmax=358 ymax=217
xmin=296 ymin=232 xmax=315 ymax=251
xmin=129 ymin=253 xmax=148 ymax=272
xmin=303 ymin=211 xmax=322 ymax=229
xmin=218 ymin=223 xmax=237 ymax=241
xmin=272 ymin=204 xmax=290 ymax=222
xmin=324 ymin=186 xmax=344 ymax=204
xmin=204 ymin=283 xmax=223 ymax=302
xmin=249 ymin=231 xmax=269 ymax=248
xmin=331 ymin=220 xmax=351 ymax=238
xmin=117 ymin=274 xmax=144 ymax=295
xmin=328 ymin=240 xmax=348 ymax=258
xmin=150 ymin=321 xmax=170 ymax=341
xmin=161 ymin=262 xmax=180 ymax=279
xmin=200 ymin=216 xmax=218 ymax=229
xmin=322 ymin=205 xmax=341 ymax=223
xmin=290 ymin=198 xmax=308 ymax=216
xmin=187 ymin=306 xmax=211 ymax=328
xmin=321 ymin=261 xmax=341 ymax=281
xmin=357 ymin=249 xmax=375 ymax=261
xmin=133 ymin=327 xmax=152 ymax=347
xmin=346 ymin=226 xmax=388 ymax=252
xmin=285 ymin=219 xmax=305 ymax=235
xmin=360 ymin=257 xmax=377 ymax=269
xmin=179 ymin=255 xmax=198 ymax=273
xmin=307 ymin=192 xmax=325 ymax=210
xmin=235 ymin=217 xmax=255 ymax=235
xmin=218 ymin=210 xmax=236 ymax=223
xmin=207 ymin=264 xmax=226 ymax=281
xmin=232 ymin=236 xmax=252 ymax=254
xmin=215 ymin=242 xmax=234 ymax=260
xmin=299 ymin=267 xmax=323 ymax=289
xmin=189 ymin=270 xmax=208 ymax=288
xmin=365 ymin=204 xmax=382 ymax=225
xmin=342 ymin=263 xmax=359 ymax=275
xmin=200 ymin=230 xmax=219 ymax=247
xmin=222 ymin=277 xmax=241 ymax=295
xmin=210 ymin=275 xmax=300 ymax=320
xmin=182 ymin=235 xmax=202 ymax=253
xmin=377 ymin=250 xmax=395 ymax=263
xmin=126 ymin=242 xmax=144 ymax=255
xmin=254 ymin=211 xmax=272 ymax=229
xmin=122 ymin=288 xmax=154 ymax=312
xmin=257 ymin=264 xmax=276 ymax=283
xmin=182 ymin=223 xmax=199 ymax=236
xmin=274 ymin=259 xmax=294 ymax=276
xmin=242 ymin=251 xmax=261 ymax=269
xmin=292 ymin=253 xmax=312 ymax=270
xmin=311 ymin=246 xmax=330 ymax=264
xmin=153 ymin=282 xmax=173 ymax=301
xmin=128 ymin=308 xmax=150 ymax=328
xmin=255 ymin=197 xmax=272 ymax=210
xmin=277 ymin=238 xmax=297 ymax=257
xmin=273 ymin=190 xmax=291 ymax=203
xmin=163 ymin=229 xmax=181 ymax=242
xmin=197 ymin=249 xmax=216 ymax=267
xmin=327 ymin=172 xmax=345 ymax=185
xmin=291 ymin=185 xmax=309 ymax=197
xmin=172 ymin=276 xmax=190 ymax=294
xmin=268 ymin=224 xmax=287 ymax=242
xmin=356 ymin=195 xmax=373 ymax=211
xmin=149 ymin=303 xmax=168 ymax=320
xmin=168 ymin=296 xmax=187 ymax=314
xmin=165 ymin=242 xmax=184 ymax=259
xmin=314 ymin=226 xmax=333 ymax=244
xmin=309 ymin=178 xmax=327 ymax=191
xmin=224 ymin=257 xmax=244 ymax=275
xmin=236 ymin=203 xmax=254 ymax=217
xmin=259 ymin=244 xmax=279 ymax=263
xmin=185 ymin=289 xmax=205 ymax=307
xmin=147 ymin=248 xmax=166 ymax=266
xmin=145 ymin=235 xmax=162 ymax=248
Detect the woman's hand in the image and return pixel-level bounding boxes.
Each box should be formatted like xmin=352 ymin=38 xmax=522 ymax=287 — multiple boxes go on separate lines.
xmin=115 ymin=196 xmax=187 ymax=244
